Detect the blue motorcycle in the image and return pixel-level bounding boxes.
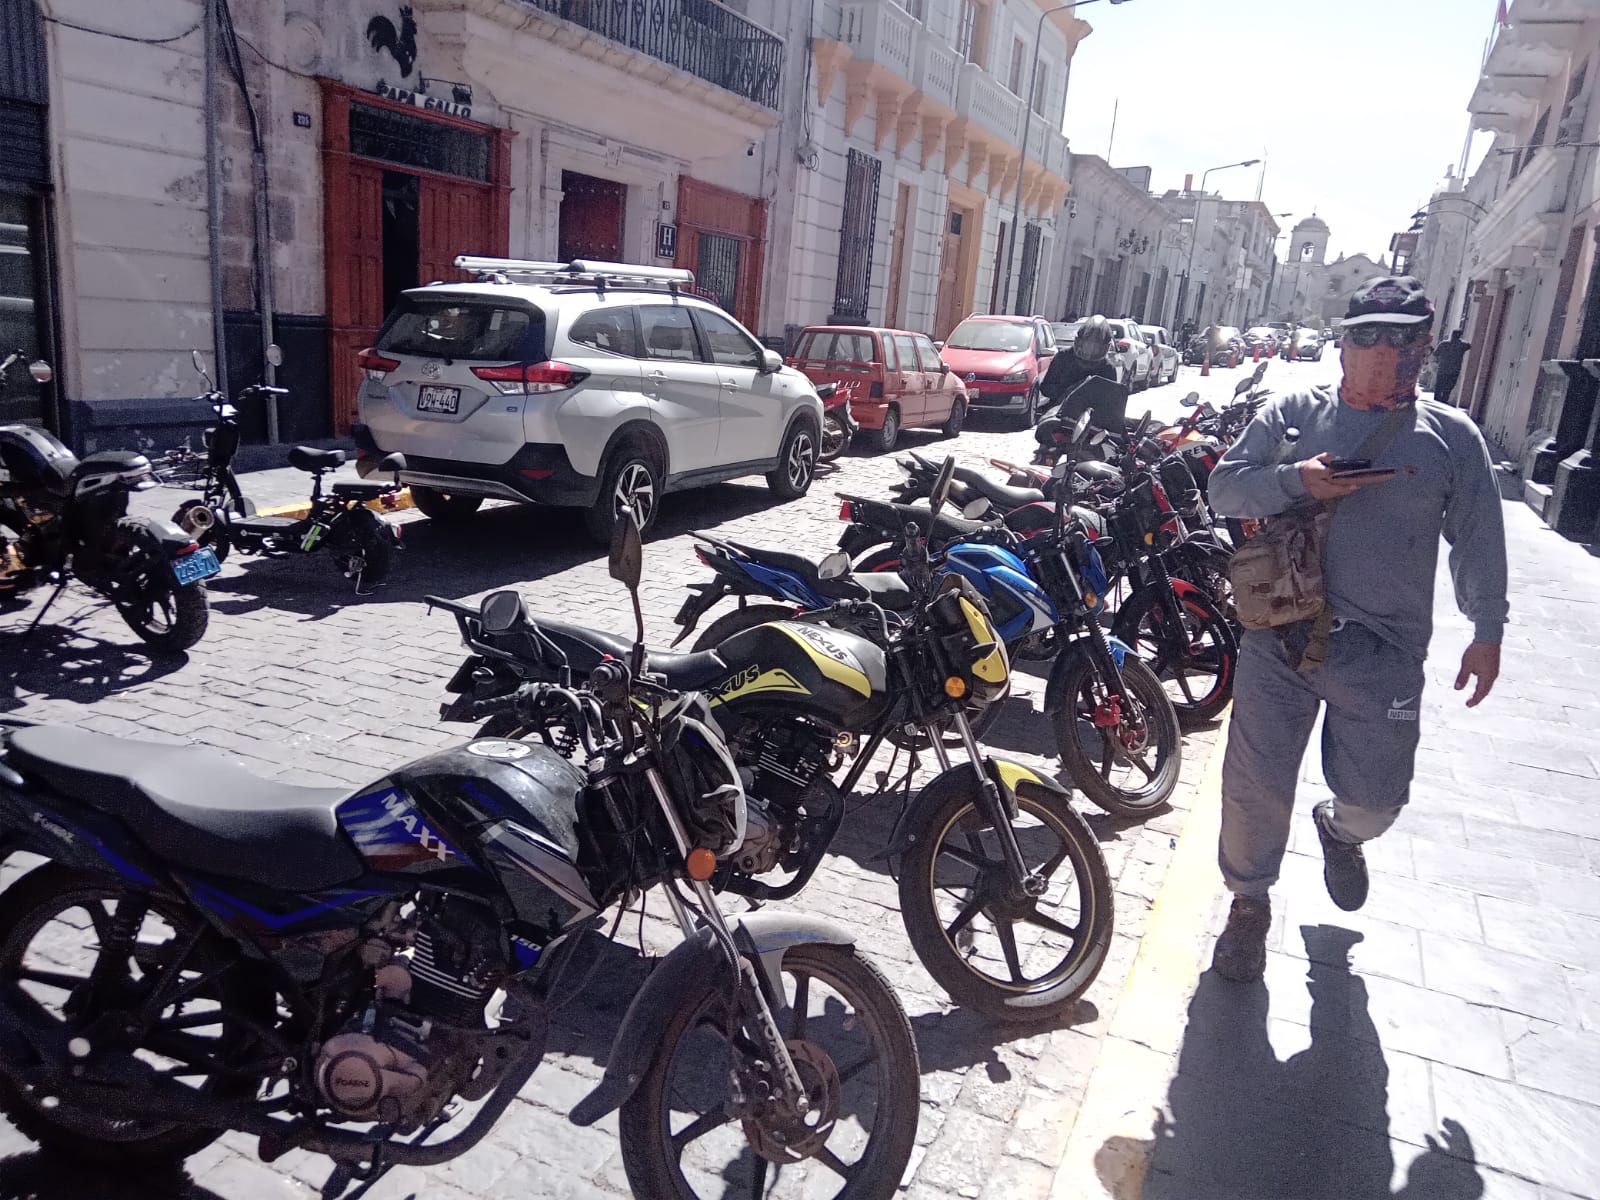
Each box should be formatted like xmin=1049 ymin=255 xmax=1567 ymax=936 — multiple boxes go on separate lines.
xmin=673 ymin=479 xmax=1182 ymax=817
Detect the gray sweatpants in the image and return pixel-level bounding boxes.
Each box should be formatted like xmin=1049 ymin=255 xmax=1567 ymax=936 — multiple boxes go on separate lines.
xmin=1219 ymin=620 xmax=1425 ymax=896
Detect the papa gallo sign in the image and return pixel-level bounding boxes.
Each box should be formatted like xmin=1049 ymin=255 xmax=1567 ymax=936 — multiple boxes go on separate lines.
xmin=372 ymin=80 xmax=472 ymax=121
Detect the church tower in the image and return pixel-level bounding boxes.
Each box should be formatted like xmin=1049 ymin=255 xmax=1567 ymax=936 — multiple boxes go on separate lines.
xmin=1291 ymin=215 xmax=1330 ymax=265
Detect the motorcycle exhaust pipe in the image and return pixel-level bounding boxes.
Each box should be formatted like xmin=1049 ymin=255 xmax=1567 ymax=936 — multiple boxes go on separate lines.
xmin=179 ymin=504 xmax=215 ymax=535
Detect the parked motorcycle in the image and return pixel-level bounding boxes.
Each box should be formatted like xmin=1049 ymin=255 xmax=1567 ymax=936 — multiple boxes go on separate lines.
xmin=168 ymin=353 xmax=406 ymax=595
xmin=0 ymin=515 xmax=920 ymax=1197
xmin=0 ymin=355 xmax=217 ymax=652
xmin=814 ymin=381 xmax=858 ymax=462
xmin=441 ymin=460 xmax=1115 ymax=1021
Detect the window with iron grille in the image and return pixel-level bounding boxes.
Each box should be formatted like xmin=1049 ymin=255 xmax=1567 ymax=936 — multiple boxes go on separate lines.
xmin=696 ymin=232 xmax=743 ymax=315
xmin=1016 ymin=225 xmax=1043 ymax=315
xmin=831 ymin=149 xmax=882 ymax=324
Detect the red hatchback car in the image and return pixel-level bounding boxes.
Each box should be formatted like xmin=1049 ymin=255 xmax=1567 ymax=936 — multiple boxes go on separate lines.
xmin=937 ymin=314 xmax=1057 ymax=426
xmin=786 ymin=325 xmax=967 ymax=451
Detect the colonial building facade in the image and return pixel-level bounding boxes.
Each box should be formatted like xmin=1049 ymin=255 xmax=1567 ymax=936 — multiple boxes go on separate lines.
xmin=1043 ymin=154 xmax=1168 ymax=323
xmin=2 ymin=0 xmax=1087 ymax=448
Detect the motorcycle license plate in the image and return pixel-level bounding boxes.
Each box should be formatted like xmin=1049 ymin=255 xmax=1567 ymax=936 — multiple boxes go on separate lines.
xmin=417 ymin=386 xmax=460 ymax=414
xmin=171 ymin=546 xmax=221 ymax=586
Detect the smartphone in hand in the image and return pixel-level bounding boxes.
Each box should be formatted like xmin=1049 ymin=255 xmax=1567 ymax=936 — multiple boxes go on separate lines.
xmin=1326 ymin=457 xmax=1397 ymax=483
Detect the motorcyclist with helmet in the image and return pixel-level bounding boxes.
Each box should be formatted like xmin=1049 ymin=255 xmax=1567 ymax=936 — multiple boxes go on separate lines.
xmin=1039 ymin=314 xmax=1120 ymax=422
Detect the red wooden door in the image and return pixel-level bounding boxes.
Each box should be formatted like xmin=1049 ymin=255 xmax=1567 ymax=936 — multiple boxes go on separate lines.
xmin=559 ymin=172 xmax=626 ymax=262
xmin=328 ymin=161 xmax=387 ymax=435
xmin=419 ymin=176 xmax=493 ymax=286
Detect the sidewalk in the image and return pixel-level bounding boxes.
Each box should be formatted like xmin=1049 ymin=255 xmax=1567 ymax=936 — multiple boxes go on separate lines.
xmin=1052 ymin=491 xmax=1600 ymax=1199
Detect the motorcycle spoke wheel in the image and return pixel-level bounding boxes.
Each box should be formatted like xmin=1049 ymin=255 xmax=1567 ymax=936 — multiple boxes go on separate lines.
xmin=1118 ymin=589 xmax=1236 ymax=726
xmin=0 ymin=867 xmax=259 ymax=1163
xmin=1052 ymin=654 xmax=1181 ymax=817
xmin=621 ymin=944 xmax=917 ymax=1199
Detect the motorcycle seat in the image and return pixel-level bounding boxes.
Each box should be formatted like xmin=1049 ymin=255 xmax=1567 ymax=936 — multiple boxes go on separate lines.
xmin=532 ymin=618 xmax=731 ymax=691
xmin=959 ymin=472 xmax=1045 ymax=509
xmin=231 ymin=515 xmax=298 ymax=532
xmin=852 ymin=571 xmax=912 ymax=610
xmin=724 ymin=540 xmax=912 ymax=609
xmin=8 ymin=726 xmax=364 ymax=891
xmin=71 ymin=451 xmax=150 ymax=478
xmin=289 ymin=446 xmax=346 ymax=473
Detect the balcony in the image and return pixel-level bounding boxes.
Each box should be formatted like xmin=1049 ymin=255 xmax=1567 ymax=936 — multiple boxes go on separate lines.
xmin=519 ymin=0 xmax=784 ymax=109
xmin=1470 ymin=140 xmax=1569 ymax=268
xmin=912 ymin=24 xmax=960 ymax=111
xmin=956 ymin=62 xmax=1021 ymax=146
xmin=839 ymin=0 xmax=917 ymax=81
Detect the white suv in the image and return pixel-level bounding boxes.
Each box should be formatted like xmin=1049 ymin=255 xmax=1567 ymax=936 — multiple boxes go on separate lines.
xmin=354 ymin=259 xmax=824 ymax=541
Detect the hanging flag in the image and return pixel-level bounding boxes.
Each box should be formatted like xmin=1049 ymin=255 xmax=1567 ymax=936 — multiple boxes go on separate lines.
xmin=1496 ymin=0 xmax=1509 ymax=25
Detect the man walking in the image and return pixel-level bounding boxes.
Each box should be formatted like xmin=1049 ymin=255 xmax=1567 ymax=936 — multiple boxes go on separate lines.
xmin=1431 ymin=328 xmax=1471 ymax=404
xmin=1205 ymin=277 xmax=1508 ymax=982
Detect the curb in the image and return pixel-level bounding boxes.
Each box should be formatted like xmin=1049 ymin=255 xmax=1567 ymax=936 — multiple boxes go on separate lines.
xmin=1048 ymin=711 xmax=1232 ymax=1200
xmin=251 ymin=487 xmax=416 ymax=522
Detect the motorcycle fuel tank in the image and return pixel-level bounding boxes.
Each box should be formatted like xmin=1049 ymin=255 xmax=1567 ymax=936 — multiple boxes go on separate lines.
xmin=707 ymin=620 xmax=890 ymax=731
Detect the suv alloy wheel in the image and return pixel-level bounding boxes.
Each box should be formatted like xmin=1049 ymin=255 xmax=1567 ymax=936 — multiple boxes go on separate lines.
xmin=587 ymin=444 xmax=662 ymax=543
xmin=767 ymin=420 xmax=818 ymax=499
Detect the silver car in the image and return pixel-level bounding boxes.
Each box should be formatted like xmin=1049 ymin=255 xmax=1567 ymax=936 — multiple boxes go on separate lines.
xmin=1140 ymin=325 xmax=1180 ymax=386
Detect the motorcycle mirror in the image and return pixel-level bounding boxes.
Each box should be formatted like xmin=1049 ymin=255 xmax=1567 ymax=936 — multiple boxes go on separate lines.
xmin=191 ymin=349 xmax=213 ymax=389
xmin=609 ymin=510 xmax=643 ymax=592
xmin=266 ymin=343 xmax=284 ymax=368
xmin=1233 ymin=376 xmax=1254 ymax=397
xmin=1089 ymin=428 xmax=1108 ymax=446
xmin=27 ymin=360 xmax=52 ymax=384
xmin=480 ymin=590 xmax=527 ymax=634
xmin=1179 ymin=391 xmax=1200 ymax=408
xmin=928 ymin=456 xmax=957 ymax=519
xmin=1253 ymin=361 xmax=1269 ymax=383
xmin=817 ymin=549 xmax=851 ymax=580
xmin=961 ymin=497 xmax=991 ymax=520
xmin=378 ymin=451 xmax=406 ymax=473
xmin=814 ymin=382 xmax=837 ymax=399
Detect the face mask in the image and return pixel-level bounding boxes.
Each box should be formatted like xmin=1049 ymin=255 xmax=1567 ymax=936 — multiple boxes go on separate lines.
xmin=1340 ymin=340 xmax=1429 ymax=410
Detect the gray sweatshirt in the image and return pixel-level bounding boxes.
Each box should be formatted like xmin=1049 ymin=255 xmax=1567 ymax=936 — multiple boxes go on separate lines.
xmin=1209 ymin=386 xmax=1509 ymax=659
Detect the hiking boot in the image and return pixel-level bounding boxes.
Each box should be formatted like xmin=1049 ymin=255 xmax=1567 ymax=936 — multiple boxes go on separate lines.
xmin=1212 ymin=895 xmax=1272 ymax=982
xmin=1313 ymin=800 xmax=1369 ymax=912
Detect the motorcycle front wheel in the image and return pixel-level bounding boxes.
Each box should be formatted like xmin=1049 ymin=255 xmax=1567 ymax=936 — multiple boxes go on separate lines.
xmin=819 ymin=410 xmax=851 ymax=461
xmin=1052 ymin=653 xmax=1181 ymax=817
xmin=620 ymin=942 xmax=919 ymax=1198
xmin=1111 ymin=583 xmax=1238 ymax=727
xmin=898 ymin=777 xmax=1113 ymax=1021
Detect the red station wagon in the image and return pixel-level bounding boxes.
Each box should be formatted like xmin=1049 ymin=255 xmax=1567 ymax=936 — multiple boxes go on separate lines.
xmin=786 ymin=326 xmax=967 ymax=451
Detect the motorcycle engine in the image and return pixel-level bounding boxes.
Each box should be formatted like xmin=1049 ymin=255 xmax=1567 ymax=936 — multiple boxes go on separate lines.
xmin=728 ymin=721 xmax=836 ymax=876
xmin=314 ymin=896 xmax=505 ymax=1129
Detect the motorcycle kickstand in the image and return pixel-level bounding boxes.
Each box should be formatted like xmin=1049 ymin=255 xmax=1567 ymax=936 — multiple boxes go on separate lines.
xmin=22 ymin=577 xmax=68 ymax=643
xmin=320 ymin=1151 xmax=394 ymax=1200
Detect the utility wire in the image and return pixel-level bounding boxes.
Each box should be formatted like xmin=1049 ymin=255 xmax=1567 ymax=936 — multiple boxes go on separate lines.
xmin=36 ymin=5 xmax=201 ymax=45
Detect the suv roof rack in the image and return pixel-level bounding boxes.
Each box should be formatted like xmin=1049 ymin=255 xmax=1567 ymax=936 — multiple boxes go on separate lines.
xmin=452 ymin=256 xmax=697 ymax=295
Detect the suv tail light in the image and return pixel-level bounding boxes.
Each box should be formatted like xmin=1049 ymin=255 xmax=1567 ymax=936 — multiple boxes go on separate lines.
xmin=358 ymin=348 xmax=399 ymax=381
xmin=471 ymin=360 xmax=591 ymax=396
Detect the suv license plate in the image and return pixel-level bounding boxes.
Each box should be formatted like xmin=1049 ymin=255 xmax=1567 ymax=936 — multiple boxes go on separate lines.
xmin=171 ymin=547 xmax=221 ymax=586
xmin=417 ymin=386 xmax=461 ymax=414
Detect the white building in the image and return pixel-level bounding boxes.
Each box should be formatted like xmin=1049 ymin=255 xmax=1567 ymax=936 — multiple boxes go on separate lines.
xmin=1267 ymin=215 xmax=1332 ymax=327
xmin=1154 ymin=190 xmax=1280 ymax=333
xmin=782 ymin=0 xmax=1080 ymax=341
xmin=1042 ymin=155 xmax=1168 ymax=322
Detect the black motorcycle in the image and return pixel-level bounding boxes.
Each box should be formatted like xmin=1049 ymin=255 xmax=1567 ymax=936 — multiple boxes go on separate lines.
xmin=0 ymin=516 xmax=920 ymax=1198
xmin=0 ymin=355 xmax=217 ymax=652
xmin=443 ymin=460 xmax=1115 ymax=1021
xmin=168 ymin=354 xmax=406 ymax=595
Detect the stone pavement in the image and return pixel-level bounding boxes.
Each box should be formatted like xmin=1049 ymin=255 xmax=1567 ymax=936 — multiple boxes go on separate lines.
xmin=1051 ymin=435 xmax=1600 ymax=1199
xmin=0 ymin=357 xmax=1283 ymax=1199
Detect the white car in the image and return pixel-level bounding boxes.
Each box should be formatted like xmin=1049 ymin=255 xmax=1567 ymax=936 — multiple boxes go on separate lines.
xmin=1105 ymin=319 xmax=1155 ymax=391
xmin=1140 ymin=324 xmax=1180 ymax=385
xmin=354 ymin=259 xmax=824 ymax=541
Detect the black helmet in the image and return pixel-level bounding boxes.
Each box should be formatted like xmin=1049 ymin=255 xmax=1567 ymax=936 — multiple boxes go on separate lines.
xmin=1073 ymin=315 xmax=1112 ymax=363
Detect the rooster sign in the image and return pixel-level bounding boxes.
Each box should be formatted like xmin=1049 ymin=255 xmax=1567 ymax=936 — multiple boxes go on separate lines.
xmin=366 ymin=6 xmax=418 ymax=78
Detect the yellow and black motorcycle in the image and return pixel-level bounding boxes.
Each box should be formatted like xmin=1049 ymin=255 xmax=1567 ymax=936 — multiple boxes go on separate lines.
xmin=436 ymin=462 xmax=1112 ymax=1021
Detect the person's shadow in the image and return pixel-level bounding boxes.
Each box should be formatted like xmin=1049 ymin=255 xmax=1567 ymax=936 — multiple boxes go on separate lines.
xmin=1099 ymin=925 xmax=1486 ymax=1200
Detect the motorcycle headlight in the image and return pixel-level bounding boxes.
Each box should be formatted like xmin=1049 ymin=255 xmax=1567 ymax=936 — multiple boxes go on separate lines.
xmin=926 ymin=585 xmax=1010 ymax=705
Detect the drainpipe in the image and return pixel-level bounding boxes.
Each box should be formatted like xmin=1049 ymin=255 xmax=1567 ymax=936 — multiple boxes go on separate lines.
xmin=203 ymin=0 xmax=230 ymax=398
xmin=252 ymin=145 xmax=279 ymax=441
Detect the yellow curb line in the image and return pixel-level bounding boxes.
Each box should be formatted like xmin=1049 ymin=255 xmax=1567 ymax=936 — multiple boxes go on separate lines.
xmin=1048 ymin=711 xmax=1232 ymax=1200
xmin=250 ymin=487 xmax=416 ymax=522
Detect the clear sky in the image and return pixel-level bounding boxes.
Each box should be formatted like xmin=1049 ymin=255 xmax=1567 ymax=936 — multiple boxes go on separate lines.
xmin=1063 ymin=0 xmax=1499 ymax=262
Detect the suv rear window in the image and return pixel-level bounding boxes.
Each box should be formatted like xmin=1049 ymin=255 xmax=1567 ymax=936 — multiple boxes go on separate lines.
xmin=376 ymin=297 xmax=545 ymax=361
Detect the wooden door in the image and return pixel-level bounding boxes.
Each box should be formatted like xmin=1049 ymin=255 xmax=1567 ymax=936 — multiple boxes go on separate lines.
xmin=419 ymin=175 xmax=493 ymax=286
xmin=559 ymin=172 xmax=627 ymax=262
xmin=934 ymin=206 xmax=965 ymax=340
xmin=328 ymin=160 xmax=387 ymax=435
xmin=885 ymin=183 xmax=913 ymax=329
xmin=1471 ymin=284 xmax=1514 ymax=424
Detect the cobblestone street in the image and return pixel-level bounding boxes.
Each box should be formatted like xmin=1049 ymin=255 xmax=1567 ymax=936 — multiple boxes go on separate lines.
xmin=0 ymin=360 xmax=1271 ymax=1199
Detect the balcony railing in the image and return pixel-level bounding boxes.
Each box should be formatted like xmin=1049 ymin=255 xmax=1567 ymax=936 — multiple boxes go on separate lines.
xmin=526 ymin=0 xmax=784 ymax=109
xmin=913 ymin=25 xmax=960 ymax=110
xmin=840 ymin=0 xmax=917 ymax=79
xmin=956 ymin=62 xmax=1020 ymax=144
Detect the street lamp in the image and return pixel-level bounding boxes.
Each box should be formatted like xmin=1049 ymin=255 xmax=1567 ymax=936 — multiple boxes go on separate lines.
xmin=999 ymin=0 xmax=1135 ymax=314
xmin=1178 ymin=158 xmax=1259 ymax=330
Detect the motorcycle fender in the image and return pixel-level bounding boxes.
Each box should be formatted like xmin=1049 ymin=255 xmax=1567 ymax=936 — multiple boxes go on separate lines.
xmin=1042 ymin=636 xmax=1131 ymax=716
xmin=133 ymin=516 xmax=199 ymax=556
xmin=671 ymin=580 xmax=731 ymax=644
xmin=569 ymin=912 xmax=855 ymax=1127
xmin=883 ymin=762 xmax=1003 ymax=859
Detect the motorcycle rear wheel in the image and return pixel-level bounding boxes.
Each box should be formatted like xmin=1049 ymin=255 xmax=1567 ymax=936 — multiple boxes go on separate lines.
xmin=620 ymin=942 xmax=919 ymax=1199
xmin=1111 ymin=584 xmax=1237 ymax=727
xmin=117 ymin=584 xmax=208 ymax=654
xmin=819 ymin=411 xmax=851 ymax=462
xmin=0 ymin=865 xmax=262 ymax=1165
